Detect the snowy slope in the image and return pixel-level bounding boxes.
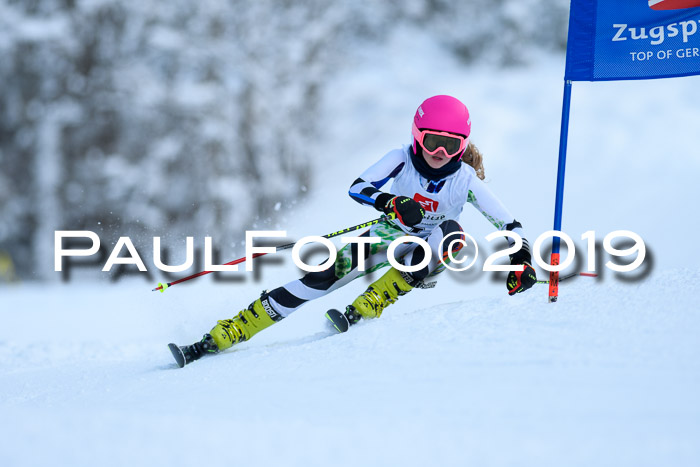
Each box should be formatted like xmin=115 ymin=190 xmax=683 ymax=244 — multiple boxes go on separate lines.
xmin=3 ymin=29 xmax=700 ymax=467
xmin=2 ymin=272 xmax=699 ymax=467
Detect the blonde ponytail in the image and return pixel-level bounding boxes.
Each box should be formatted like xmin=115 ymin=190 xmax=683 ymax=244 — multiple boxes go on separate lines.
xmin=462 ymin=142 xmax=485 ymax=180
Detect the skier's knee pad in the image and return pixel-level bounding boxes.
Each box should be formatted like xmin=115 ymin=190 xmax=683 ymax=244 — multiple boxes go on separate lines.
xmin=438 ymin=219 xmax=465 ymax=262
xmin=438 ymin=219 xmax=463 ymax=238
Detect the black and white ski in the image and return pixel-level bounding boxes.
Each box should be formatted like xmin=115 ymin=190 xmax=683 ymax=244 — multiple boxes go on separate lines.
xmin=325 ymin=309 xmax=350 ymax=333
xmin=168 ymin=343 xmax=187 ymax=368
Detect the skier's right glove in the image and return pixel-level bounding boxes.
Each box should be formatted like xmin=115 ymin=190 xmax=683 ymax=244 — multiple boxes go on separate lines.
xmin=506 ymin=246 xmax=537 ymax=295
xmin=375 ymin=193 xmax=425 ymax=227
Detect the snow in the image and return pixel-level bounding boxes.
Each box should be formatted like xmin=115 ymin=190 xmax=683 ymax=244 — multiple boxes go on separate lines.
xmin=2 ymin=272 xmax=699 ymax=466
xmin=3 ymin=22 xmax=700 ymax=467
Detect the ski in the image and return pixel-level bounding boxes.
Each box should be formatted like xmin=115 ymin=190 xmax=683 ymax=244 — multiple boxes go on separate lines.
xmin=168 ymin=343 xmax=187 ymax=368
xmin=325 ymin=308 xmax=350 ymax=333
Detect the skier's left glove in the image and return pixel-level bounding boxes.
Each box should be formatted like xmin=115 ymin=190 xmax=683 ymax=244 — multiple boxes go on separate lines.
xmin=506 ymin=247 xmax=537 ymax=295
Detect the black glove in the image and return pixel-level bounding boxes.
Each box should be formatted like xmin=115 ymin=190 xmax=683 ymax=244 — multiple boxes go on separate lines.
xmin=506 ymin=247 xmax=537 ymax=296
xmin=375 ymin=193 xmax=425 ymax=227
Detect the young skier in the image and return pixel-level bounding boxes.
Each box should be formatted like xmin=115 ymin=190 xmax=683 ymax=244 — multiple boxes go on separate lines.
xmin=169 ymin=94 xmax=537 ymax=367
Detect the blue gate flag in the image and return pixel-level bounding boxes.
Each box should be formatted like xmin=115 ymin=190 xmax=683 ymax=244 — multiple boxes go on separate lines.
xmin=565 ymin=0 xmax=700 ymax=81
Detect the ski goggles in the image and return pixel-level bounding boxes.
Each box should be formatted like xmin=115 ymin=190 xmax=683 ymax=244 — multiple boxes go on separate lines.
xmin=412 ymin=122 xmax=468 ymax=158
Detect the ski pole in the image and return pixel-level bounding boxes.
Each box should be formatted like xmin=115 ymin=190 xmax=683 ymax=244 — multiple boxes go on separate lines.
xmin=153 ymin=213 xmax=397 ymax=292
xmin=536 ymin=271 xmax=597 ymax=284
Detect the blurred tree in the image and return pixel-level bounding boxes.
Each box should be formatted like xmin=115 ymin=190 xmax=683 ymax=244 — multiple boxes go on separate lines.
xmin=0 ymin=0 xmax=568 ymax=280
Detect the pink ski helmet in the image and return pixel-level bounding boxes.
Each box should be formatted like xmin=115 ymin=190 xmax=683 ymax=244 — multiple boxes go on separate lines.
xmin=412 ymin=95 xmax=471 ymax=156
